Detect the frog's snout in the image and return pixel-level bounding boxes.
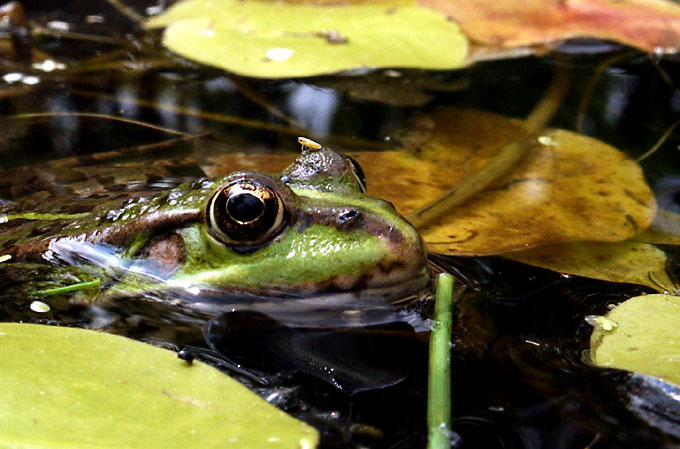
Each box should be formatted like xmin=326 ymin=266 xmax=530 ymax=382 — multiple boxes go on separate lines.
xmin=366 ymin=212 xmax=429 ymax=298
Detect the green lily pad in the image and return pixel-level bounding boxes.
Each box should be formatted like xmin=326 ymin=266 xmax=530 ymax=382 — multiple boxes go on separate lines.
xmin=145 ymin=0 xmax=468 ymax=78
xmin=590 ymin=294 xmax=680 ymax=387
xmin=0 ymin=323 xmax=318 ymax=449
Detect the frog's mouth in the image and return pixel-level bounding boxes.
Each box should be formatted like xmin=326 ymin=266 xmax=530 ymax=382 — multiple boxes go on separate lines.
xmin=101 ymin=263 xmax=431 ymax=314
xmin=97 ymin=269 xmax=433 ymax=331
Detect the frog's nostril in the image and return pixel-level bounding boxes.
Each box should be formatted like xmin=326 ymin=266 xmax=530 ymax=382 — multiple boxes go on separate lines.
xmin=339 ymin=209 xmax=359 ymax=220
xmin=336 ymin=209 xmax=361 ymax=229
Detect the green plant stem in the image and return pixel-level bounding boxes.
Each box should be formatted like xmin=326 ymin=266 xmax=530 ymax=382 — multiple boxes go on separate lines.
xmin=427 ymin=273 xmax=454 ymax=449
xmin=1 ymin=212 xmax=91 ymax=221
xmin=35 ymin=279 xmax=101 ymax=296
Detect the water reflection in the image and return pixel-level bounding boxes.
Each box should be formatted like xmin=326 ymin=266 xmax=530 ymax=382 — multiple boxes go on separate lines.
xmin=603 ymin=73 xmax=639 ymax=127
xmin=624 ymin=374 xmax=680 ymax=440
xmin=286 ymin=84 xmax=339 ymax=134
xmin=47 ymin=94 xmax=79 ymax=155
xmin=655 ymin=176 xmax=680 ymax=214
xmin=206 ymin=310 xmax=423 ymax=394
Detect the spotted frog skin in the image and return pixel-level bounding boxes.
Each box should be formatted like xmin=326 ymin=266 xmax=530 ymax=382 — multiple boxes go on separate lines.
xmin=0 ymin=139 xmax=429 ymax=306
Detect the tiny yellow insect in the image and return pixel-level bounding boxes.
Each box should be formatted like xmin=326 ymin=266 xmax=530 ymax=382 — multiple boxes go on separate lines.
xmin=298 ymin=137 xmax=322 ymax=150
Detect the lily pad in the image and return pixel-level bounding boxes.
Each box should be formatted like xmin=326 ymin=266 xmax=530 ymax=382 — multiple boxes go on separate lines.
xmin=387 ymin=109 xmax=656 ymax=256
xmin=503 ymin=241 xmax=678 ymax=293
xmin=590 ymin=294 xmax=680 ymax=387
xmin=420 ymin=0 xmax=680 ymax=54
xmin=145 ymin=0 xmax=468 ymax=78
xmin=496 ymin=209 xmax=679 ymax=292
xmin=0 ymin=323 xmax=318 ymax=449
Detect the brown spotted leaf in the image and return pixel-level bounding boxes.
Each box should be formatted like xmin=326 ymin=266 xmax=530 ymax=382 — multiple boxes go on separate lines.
xmin=385 ymin=108 xmax=656 ymax=256
xmin=420 ymin=0 xmax=680 ymax=54
xmin=503 ymin=241 xmax=678 ymax=293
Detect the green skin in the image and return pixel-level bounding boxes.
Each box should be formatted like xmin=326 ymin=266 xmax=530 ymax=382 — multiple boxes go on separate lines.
xmin=0 ymin=146 xmax=429 ymax=305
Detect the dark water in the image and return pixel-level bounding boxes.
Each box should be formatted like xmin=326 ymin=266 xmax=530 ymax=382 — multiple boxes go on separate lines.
xmin=1 ymin=1 xmax=680 ymax=448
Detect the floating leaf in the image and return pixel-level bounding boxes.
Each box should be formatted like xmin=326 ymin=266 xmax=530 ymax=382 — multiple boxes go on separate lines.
xmin=420 ymin=0 xmax=680 ymax=54
xmin=0 ymin=323 xmax=318 ymax=449
xmin=387 ymin=109 xmax=656 ymax=256
xmin=503 ymin=241 xmax=678 ymax=293
xmin=590 ymin=294 xmax=680 ymax=387
xmin=145 ymin=0 xmax=468 ymax=78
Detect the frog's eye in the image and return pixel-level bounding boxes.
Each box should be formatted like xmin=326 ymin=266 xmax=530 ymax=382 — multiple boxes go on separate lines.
xmin=207 ymin=180 xmax=287 ymax=247
xmin=345 ymin=155 xmax=366 ymax=193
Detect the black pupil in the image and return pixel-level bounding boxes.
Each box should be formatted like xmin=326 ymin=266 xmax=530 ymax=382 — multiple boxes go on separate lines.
xmin=227 ymin=193 xmax=264 ymax=223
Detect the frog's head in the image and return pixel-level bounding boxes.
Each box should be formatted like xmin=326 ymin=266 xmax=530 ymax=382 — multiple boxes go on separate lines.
xmin=156 ymin=138 xmax=429 ymax=304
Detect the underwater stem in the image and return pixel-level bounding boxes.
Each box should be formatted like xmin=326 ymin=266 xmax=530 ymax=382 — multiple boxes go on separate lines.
xmin=408 ymin=64 xmax=571 ymax=229
xmin=104 ymin=0 xmax=146 ymax=23
xmin=35 ymin=279 xmax=101 ymax=296
xmin=427 ymin=273 xmax=454 ymax=449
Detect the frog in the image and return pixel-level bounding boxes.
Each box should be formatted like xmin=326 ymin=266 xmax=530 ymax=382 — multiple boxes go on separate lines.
xmin=0 ymin=138 xmax=429 ymax=311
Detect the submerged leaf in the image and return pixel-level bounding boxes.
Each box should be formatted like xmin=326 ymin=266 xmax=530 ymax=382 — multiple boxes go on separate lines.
xmin=0 ymin=323 xmax=318 ymax=449
xmin=590 ymin=294 xmax=680 ymax=387
xmin=503 ymin=241 xmax=678 ymax=293
xmin=420 ymin=0 xmax=680 ymax=54
xmin=315 ymin=71 xmax=468 ymax=107
xmin=145 ymin=0 xmax=468 ymax=78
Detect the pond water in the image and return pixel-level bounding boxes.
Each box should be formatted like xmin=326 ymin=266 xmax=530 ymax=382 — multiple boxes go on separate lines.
xmin=1 ymin=1 xmax=680 ymax=448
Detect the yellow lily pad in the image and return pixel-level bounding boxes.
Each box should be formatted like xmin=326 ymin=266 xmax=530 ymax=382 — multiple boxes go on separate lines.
xmin=503 ymin=241 xmax=678 ymax=293
xmin=145 ymin=0 xmax=468 ymax=78
xmin=590 ymin=294 xmax=680 ymax=387
xmin=0 ymin=323 xmax=318 ymax=449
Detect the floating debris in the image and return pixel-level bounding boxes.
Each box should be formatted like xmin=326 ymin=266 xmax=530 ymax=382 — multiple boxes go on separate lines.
xmin=538 ymin=135 xmax=559 ymax=146
xmin=21 ymin=76 xmax=39 ymax=85
xmin=2 ymin=72 xmax=40 ymax=85
xmin=46 ymin=20 xmax=70 ymax=31
xmin=30 ymin=301 xmax=51 ymax=313
xmin=32 ymin=60 xmax=66 ymax=72
xmin=2 ymin=73 xmax=23 ymax=83
xmin=318 ymin=29 xmax=348 ymax=44
xmin=85 ymin=14 xmax=105 ymax=23
xmin=265 ymin=47 xmax=294 ymax=62
xmin=585 ymin=315 xmax=618 ymax=331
